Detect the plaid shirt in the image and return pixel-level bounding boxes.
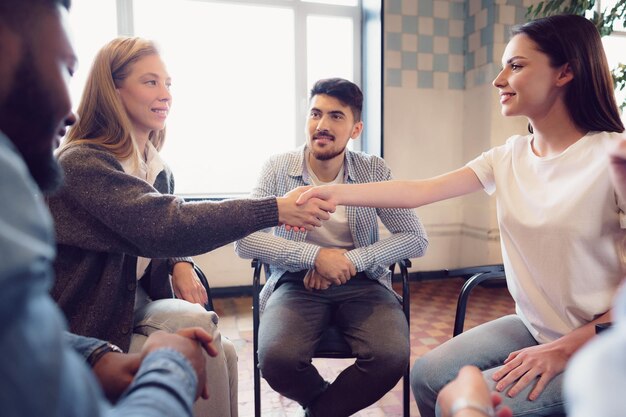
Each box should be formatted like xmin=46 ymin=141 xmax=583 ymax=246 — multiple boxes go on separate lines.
xmin=235 ymin=146 xmax=428 ymax=312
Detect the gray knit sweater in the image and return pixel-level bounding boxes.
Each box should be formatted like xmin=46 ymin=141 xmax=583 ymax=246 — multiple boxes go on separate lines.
xmin=49 ymin=144 xmax=278 ymax=350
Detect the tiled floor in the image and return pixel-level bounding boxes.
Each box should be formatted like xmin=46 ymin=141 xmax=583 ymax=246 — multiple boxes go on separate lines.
xmin=213 ymin=277 xmax=515 ymax=417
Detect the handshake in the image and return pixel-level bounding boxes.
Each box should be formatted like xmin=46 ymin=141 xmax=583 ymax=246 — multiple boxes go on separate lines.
xmin=276 ymin=185 xmax=338 ymax=232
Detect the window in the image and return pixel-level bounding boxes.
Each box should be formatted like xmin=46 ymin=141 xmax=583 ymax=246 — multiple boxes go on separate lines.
xmin=598 ymin=0 xmax=626 ymax=110
xmin=66 ymin=0 xmax=363 ymax=196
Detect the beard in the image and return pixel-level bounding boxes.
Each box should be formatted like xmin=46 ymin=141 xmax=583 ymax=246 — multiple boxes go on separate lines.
xmin=309 ymin=134 xmax=347 ymax=161
xmin=310 ymin=147 xmax=345 ymax=161
xmin=0 ymin=50 xmax=64 ymax=194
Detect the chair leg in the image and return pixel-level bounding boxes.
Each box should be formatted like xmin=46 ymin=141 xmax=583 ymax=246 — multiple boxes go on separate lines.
xmin=403 ymin=365 xmax=410 ymax=417
xmin=252 ymin=260 xmax=262 ymax=417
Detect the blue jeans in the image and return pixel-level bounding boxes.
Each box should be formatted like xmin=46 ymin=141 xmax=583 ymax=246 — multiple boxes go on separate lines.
xmin=411 ymin=315 xmax=565 ymax=417
xmin=258 ymin=272 xmax=409 ymax=417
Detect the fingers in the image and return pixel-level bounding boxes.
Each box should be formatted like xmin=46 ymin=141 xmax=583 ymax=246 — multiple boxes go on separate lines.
xmin=295 ymin=188 xmax=315 ymax=205
xmin=176 ymin=327 xmax=219 ymax=357
xmin=313 ymin=198 xmax=336 ymax=214
xmin=200 ymin=382 xmax=209 ymax=400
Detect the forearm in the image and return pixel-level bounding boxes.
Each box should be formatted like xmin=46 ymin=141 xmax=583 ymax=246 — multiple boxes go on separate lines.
xmin=65 ymin=332 xmax=110 ymax=360
xmin=54 ymin=147 xmax=279 ymax=257
xmin=328 ymin=167 xmax=482 ymax=208
xmin=235 ymin=231 xmax=321 ymax=271
xmin=345 ymin=232 xmax=427 ymax=271
xmin=552 ymin=310 xmax=612 ymax=358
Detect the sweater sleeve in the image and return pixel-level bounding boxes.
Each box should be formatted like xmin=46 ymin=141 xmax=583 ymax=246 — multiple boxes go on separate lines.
xmin=50 ymin=146 xmax=279 ymax=258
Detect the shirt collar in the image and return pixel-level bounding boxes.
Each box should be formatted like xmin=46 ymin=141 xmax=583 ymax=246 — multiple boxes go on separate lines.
xmin=294 ymin=145 xmax=355 ymax=184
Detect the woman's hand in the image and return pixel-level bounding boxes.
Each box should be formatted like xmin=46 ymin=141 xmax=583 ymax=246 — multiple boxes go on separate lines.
xmin=172 ymin=262 xmax=208 ymax=306
xmin=492 ymin=341 xmax=569 ymax=401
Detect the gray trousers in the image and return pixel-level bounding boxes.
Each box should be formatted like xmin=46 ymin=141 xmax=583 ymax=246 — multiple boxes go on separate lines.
xmin=258 ymin=272 xmax=409 ymax=417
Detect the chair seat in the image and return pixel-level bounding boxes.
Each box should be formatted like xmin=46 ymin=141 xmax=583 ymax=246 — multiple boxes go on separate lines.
xmin=315 ymin=326 xmax=352 ymax=358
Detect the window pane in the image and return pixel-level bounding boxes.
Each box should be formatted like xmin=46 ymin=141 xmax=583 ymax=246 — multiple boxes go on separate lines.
xmin=306 ymin=15 xmax=354 ymax=90
xmin=602 ymin=36 xmax=626 ymax=109
xmin=67 ymin=0 xmax=117 ymax=111
xmin=133 ymin=0 xmax=295 ymax=195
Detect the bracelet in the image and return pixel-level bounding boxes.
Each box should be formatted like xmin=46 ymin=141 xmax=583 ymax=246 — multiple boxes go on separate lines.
xmin=87 ymin=342 xmax=123 ymax=367
xmin=450 ymin=398 xmax=496 ymax=417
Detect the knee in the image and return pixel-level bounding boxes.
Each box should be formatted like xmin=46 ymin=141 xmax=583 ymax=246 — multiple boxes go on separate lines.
xmin=410 ymin=354 xmax=447 ymax=406
xmin=222 ymin=337 xmax=238 ymax=362
xmin=258 ymin=343 xmax=301 ymax=382
xmin=172 ymin=308 xmax=219 ymax=334
xmin=366 ymin=343 xmax=409 ymax=381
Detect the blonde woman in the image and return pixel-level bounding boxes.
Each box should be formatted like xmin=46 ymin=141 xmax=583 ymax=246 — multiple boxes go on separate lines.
xmin=48 ymin=37 xmax=333 ymax=417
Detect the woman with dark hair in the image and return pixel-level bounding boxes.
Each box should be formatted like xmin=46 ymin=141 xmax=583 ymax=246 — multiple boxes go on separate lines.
xmin=297 ymin=14 xmax=625 ymax=416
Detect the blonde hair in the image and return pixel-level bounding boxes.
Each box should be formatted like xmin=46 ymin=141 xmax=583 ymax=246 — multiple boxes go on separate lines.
xmin=58 ymin=37 xmax=166 ymax=164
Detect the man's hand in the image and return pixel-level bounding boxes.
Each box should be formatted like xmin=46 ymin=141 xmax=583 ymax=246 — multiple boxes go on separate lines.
xmin=172 ymin=262 xmax=208 ymax=306
xmin=438 ymin=366 xmax=512 ymax=417
xmin=303 ymin=269 xmax=333 ymax=291
xmin=277 ymin=186 xmax=335 ymax=232
xmin=314 ymin=248 xmax=356 ymax=284
xmin=492 ymin=341 xmax=569 ymax=401
xmin=141 ymin=328 xmax=218 ymax=400
xmin=92 ymin=352 xmax=141 ymax=403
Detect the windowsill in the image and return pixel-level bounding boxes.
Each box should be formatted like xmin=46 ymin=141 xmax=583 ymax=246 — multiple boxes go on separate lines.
xmin=180 ymin=193 xmax=248 ymax=202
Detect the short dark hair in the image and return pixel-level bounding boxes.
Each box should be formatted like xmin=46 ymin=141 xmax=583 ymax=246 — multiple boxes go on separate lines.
xmin=512 ymin=14 xmax=623 ymax=133
xmin=310 ymin=78 xmax=363 ymax=122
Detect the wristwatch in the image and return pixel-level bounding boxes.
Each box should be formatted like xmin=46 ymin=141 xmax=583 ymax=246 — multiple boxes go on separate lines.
xmin=449 ymin=398 xmax=496 ymax=417
xmin=87 ymin=342 xmax=123 ymax=367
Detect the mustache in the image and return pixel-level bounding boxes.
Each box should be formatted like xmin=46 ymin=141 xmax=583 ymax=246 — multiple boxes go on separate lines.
xmin=313 ymin=131 xmax=335 ymax=140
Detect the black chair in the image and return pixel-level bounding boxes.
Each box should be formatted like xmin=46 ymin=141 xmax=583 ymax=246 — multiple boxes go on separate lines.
xmin=193 ymin=264 xmax=214 ymax=311
xmin=251 ymin=259 xmax=412 ymax=417
xmin=445 ymin=264 xmax=506 ymax=336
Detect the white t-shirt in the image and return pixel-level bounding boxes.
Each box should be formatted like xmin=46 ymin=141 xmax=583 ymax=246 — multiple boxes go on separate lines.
xmin=304 ymin=155 xmax=355 ymax=250
xmin=467 ymin=131 xmax=625 ymax=343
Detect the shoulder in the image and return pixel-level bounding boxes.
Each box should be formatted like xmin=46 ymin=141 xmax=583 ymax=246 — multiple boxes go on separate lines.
xmin=263 ymin=148 xmax=302 ymax=173
xmin=484 ymin=134 xmax=529 ymax=160
xmin=588 ymin=130 xmax=626 ymax=149
xmin=57 ymin=144 xmax=123 ymax=171
xmin=266 ymin=148 xmax=301 ymax=164
xmin=346 ymin=150 xmax=391 ymax=181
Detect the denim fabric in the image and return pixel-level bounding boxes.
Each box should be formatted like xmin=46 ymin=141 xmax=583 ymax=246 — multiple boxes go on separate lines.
xmin=0 ymin=132 xmax=197 ymax=417
xmin=412 ymin=315 xmax=565 ymax=417
xmin=65 ymin=332 xmax=109 ymax=361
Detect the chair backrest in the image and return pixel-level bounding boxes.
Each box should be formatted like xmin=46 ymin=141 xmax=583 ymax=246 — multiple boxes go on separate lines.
xmin=193 ymin=264 xmax=214 ymax=311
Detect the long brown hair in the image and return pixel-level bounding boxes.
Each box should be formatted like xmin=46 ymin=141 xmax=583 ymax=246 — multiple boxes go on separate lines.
xmin=58 ymin=37 xmax=166 ymax=164
xmin=512 ymin=14 xmax=624 ymax=133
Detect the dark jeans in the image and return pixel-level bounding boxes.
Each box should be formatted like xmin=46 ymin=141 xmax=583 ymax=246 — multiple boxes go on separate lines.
xmin=258 ymin=271 xmax=409 ymax=417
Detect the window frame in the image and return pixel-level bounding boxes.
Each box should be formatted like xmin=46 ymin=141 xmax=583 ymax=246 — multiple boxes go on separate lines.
xmin=107 ymin=0 xmax=375 ymax=198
